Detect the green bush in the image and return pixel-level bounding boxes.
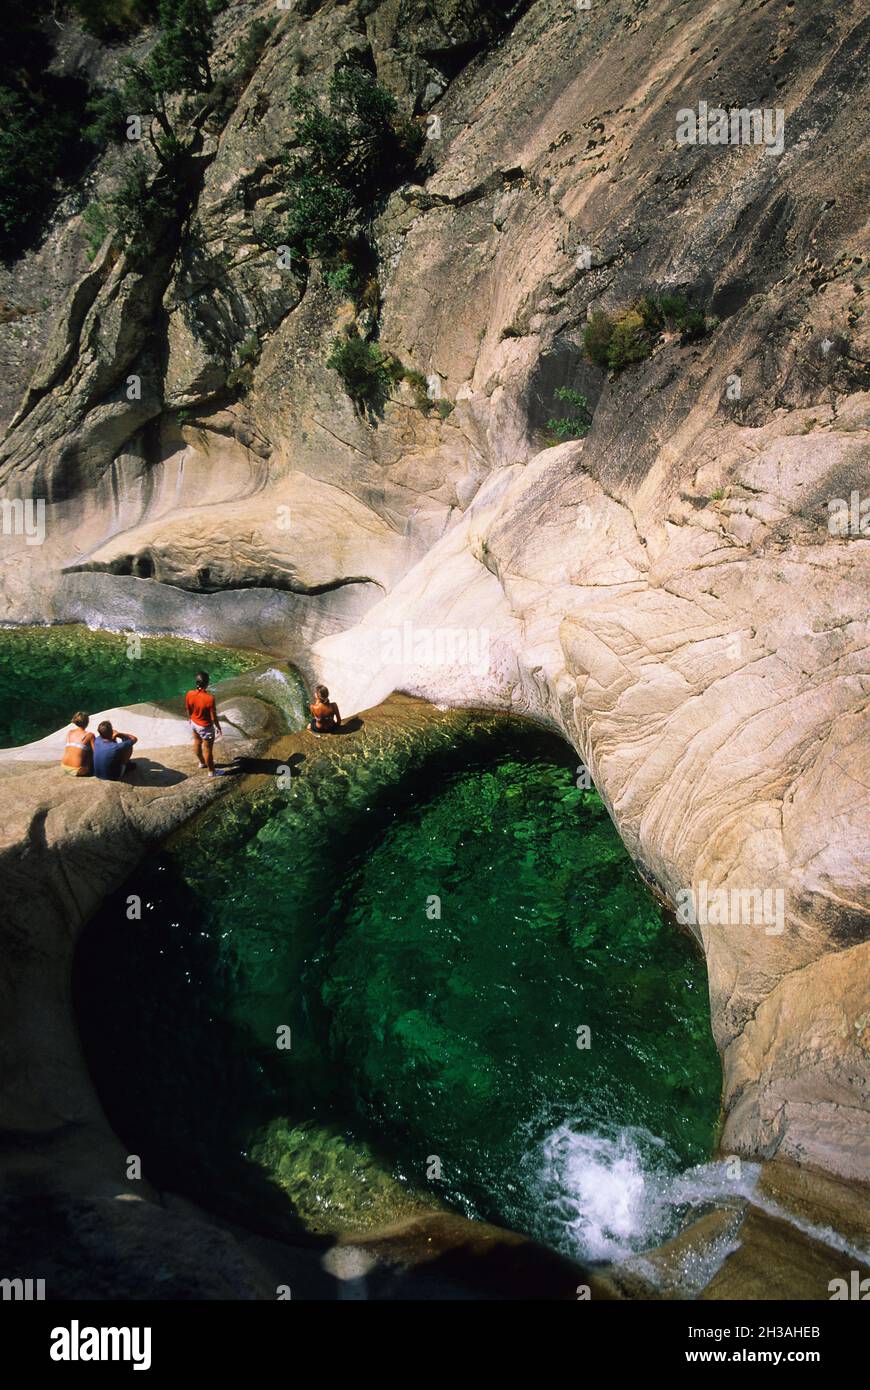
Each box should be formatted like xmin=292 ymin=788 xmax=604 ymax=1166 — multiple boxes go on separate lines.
xmin=582 ymin=293 xmax=716 ymax=374
xmin=285 ymin=176 xmax=359 ymax=261
xmin=324 ymin=261 xmax=360 ymax=298
xmin=326 ymin=334 xmax=398 ymax=413
xmin=582 ymin=311 xmax=614 ymax=369
xmin=86 ymin=0 xmax=214 ymax=148
xmin=680 ymin=306 xmax=709 ymax=342
xmin=82 ymin=0 xmax=220 ymax=265
xmin=650 ymin=292 xmax=713 ymax=341
xmin=658 ymin=292 xmax=690 ymax=327
xmin=584 ymin=306 xmax=651 ymax=372
xmin=637 ymin=295 xmax=663 ymax=333
xmin=105 ymin=151 xmax=183 ymax=261
xmin=149 ymin=0 xmax=213 ymax=94
xmin=402 ymin=368 xmax=432 ymax=412
xmin=237 ymin=334 xmax=259 ymax=364
xmin=546 ymin=386 xmax=592 ymax=439
xmin=284 ymin=61 xmax=423 ymax=266
xmin=607 ymin=309 xmax=652 ymax=370
xmin=82 ymin=201 xmax=113 ymax=260
xmin=0 ymin=87 xmax=80 ymax=255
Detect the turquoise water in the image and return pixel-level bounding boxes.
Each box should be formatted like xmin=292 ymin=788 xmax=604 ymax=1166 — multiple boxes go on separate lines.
xmin=74 ymin=719 xmax=721 ymax=1261
xmin=0 ymin=626 xmax=264 ymax=747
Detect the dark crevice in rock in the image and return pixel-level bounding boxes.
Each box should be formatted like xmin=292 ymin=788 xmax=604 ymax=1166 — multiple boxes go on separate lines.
xmin=62 ymin=561 xmax=385 ymax=598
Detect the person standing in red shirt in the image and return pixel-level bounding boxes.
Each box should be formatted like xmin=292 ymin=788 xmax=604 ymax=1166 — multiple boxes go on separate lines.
xmin=185 ymin=670 xmax=223 ymax=777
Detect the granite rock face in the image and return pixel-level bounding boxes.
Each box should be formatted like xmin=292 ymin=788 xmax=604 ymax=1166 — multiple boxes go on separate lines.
xmin=0 ymin=0 xmax=868 ymax=1200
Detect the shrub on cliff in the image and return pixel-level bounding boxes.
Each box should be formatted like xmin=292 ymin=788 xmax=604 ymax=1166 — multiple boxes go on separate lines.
xmin=583 ymin=293 xmax=717 ymax=373
xmin=582 ymin=311 xmax=614 ymax=369
xmin=326 ymin=334 xmax=401 ymax=414
xmin=295 ymin=63 xmax=422 ymax=206
xmin=0 ymin=88 xmax=83 ymax=257
xmin=147 ymin=0 xmax=214 ymax=93
xmin=86 ymin=0 xmax=214 ymax=149
xmin=284 ymin=60 xmax=423 ymax=274
xmin=104 ymin=150 xmax=185 ymax=261
xmin=285 ymin=178 xmax=360 ymax=261
xmin=680 ymin=305 xmax=714 ymax=342
xmin=82 ymin=0 xmax=219 ymax=264
xmin=607 ymin=309 xmax=652 ymax=370
xmin=82 ymin=201 xmax=113 ymax=261
xmin=547 ymin=387 xmax=593 ymax=440
xmin=583 ymin=306 xmax=652 ymax=371
xmin=637 ymin=295 xmax=664 ymax=333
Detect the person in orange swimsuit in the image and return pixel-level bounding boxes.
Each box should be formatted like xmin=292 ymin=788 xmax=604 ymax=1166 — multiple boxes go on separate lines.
xmin=309 ymin=684 xmax=341 ymax=735
xmin=60 ymin=711 xmax=95 ymax=776
xmin=185 ymin=670 xmax=223 ymax=776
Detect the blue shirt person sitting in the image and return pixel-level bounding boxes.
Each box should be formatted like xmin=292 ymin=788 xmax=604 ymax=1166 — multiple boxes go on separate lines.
xmin=92 ymin=721 xmax=138 ymax=781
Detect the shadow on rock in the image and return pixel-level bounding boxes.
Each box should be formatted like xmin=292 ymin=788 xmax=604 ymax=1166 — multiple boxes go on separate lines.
xmin=126 ymin=759 xmax=187 ymax=787
xmin=231 ymin=751 xmax=306 ymax=775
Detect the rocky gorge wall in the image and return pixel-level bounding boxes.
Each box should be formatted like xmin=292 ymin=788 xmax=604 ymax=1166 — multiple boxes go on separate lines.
xmin=0 ymin=0 xmax=868 ymax=1201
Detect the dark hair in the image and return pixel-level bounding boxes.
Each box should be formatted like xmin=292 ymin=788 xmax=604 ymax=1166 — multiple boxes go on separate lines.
xmin=97 ymin=721 xmax=113 ymax=739
xmin=71 ymin=711 xmax=89 ymax=728
xmin=195 ymin=671 xmax=209 ymax=689
xmin=315 ymin=684 xmax=329 ymax=701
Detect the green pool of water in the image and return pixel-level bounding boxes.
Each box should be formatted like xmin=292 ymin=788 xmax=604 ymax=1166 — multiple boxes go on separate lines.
xmin=0 ymin=625 xmax=264 ymax=747
xmin=74 ymin=718 xmax=721 ymax=1262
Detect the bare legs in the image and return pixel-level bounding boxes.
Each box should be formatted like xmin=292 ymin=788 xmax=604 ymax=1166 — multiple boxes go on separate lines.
xmin=193 ymin=731 xmax=215 ymax=773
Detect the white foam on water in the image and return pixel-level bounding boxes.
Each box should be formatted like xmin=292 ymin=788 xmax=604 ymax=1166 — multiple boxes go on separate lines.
xmin=531 ymin=1122 xmax=698 ymax=1264
xmin=529 ymin=1120 xmax=870 ymax=1283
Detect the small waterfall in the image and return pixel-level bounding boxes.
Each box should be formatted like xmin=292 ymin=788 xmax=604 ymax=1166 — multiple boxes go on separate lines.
xmin=527 ymin=1120 xmax=870 ymax=1284
xmin=250 ymin=665 xmax=309 ymax=729
xmin=529 ymin=1123 xmax=697 ymax=1264
xmin=173 ymin=449 xmax=187 ymax=509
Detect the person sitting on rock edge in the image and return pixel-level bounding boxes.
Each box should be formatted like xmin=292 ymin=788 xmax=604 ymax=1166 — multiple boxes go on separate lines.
xmin=185 ymin=669 xmax=223 ymax=776
xmin=309 ymin=684 xmax=341 ymax=736
xmin=61 ymin=711 xmax=95 ymax=777
xmin=93 ymin=721 xmax=138 ymax=781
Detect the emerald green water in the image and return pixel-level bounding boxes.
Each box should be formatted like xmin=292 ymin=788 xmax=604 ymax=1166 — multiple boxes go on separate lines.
xmin=0 ymin=625 xmax=263 ymax=747
xmin=74 ymin=718 xmax=721 ymax=1263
